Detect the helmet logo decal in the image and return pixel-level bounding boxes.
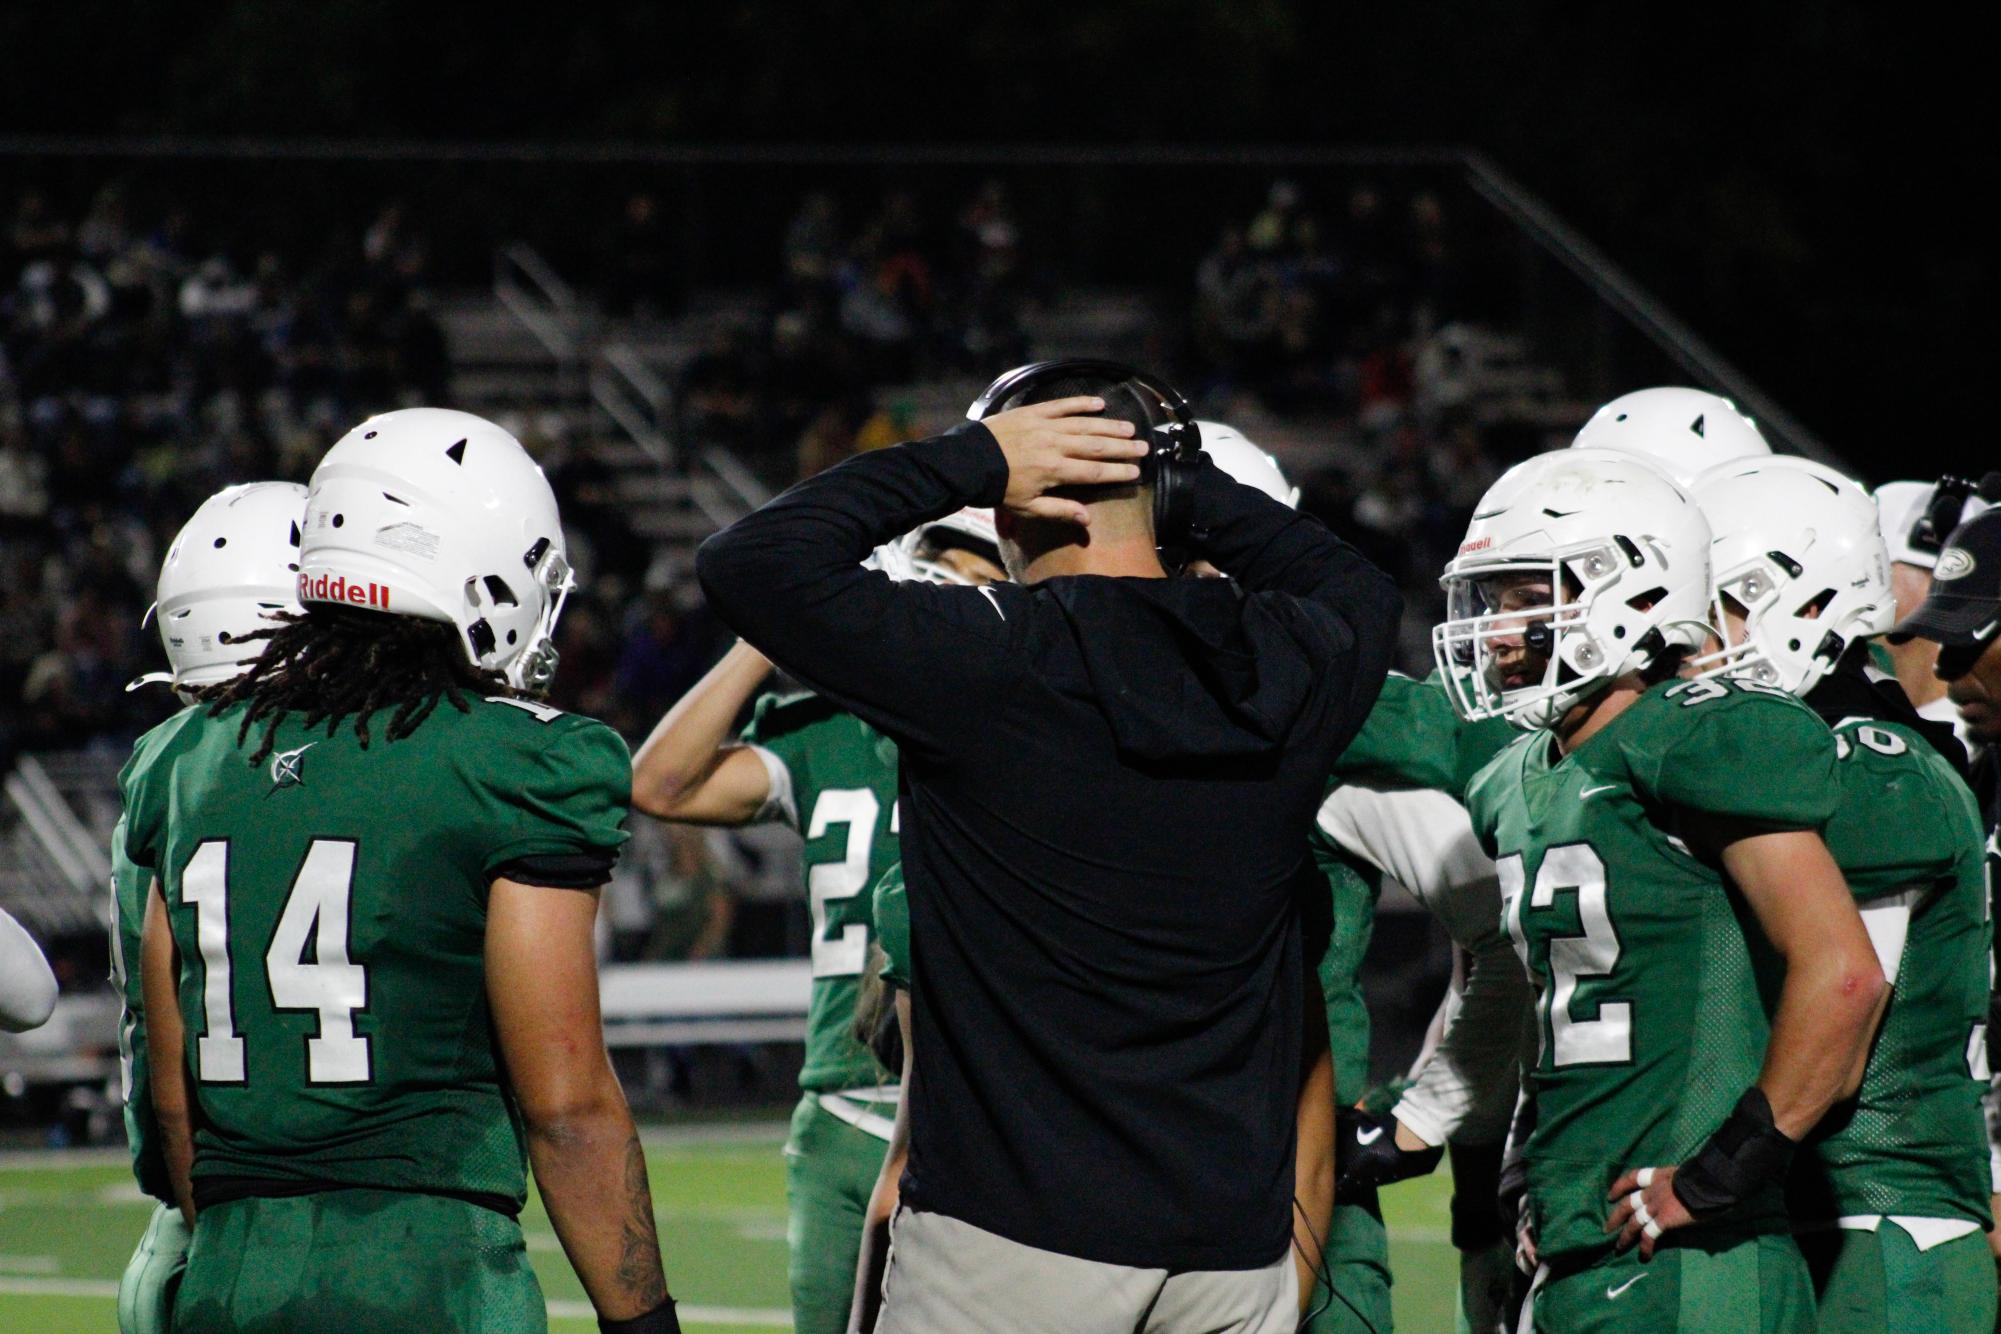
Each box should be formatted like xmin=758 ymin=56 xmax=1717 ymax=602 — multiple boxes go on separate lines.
xmin=375 ymin=522 xmax=441 ymax=560
xmin=298 ymin=572 xmax=391 ymax=609
xmin=270 ymin=742 xmax=314 ymax=789
xmin=1937 ymin=547 xmax=1976 ymax=581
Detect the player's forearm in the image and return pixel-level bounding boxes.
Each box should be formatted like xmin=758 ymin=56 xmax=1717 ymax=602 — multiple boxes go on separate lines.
xmin=139 ymin=887 xmax=196 ymax=1224
xmin=630 ymin=641 xmax=772 ymax=821
xmin=1757 ymin=944 xmax=1887 ymax=1138
xmin=526 ymin=1095 xmax=670 ymax=1321
xmin=1397 ymin=933 xmax=1534 ymax=1147
xmin=850 ymin=992 xmax=913 ymax=1334
xmin=1292 ymin=1044 xmax=1336 ymax=1316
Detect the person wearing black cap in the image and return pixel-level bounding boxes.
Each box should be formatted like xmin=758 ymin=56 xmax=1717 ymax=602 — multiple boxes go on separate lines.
xmin=1892 ymin=503 xmax=2001 ymax=1302
xmin=696 ymin=361 xmax=1400 ymax=1332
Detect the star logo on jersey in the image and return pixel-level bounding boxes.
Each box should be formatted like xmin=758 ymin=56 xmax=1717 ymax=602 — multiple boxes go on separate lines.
xmin=270 ymin=742 xmax=314 ymax=789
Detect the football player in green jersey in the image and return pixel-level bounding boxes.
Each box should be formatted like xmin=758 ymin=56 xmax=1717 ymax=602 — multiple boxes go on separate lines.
xmin=136 ymin=409 xmax=677 ymax=1333
xmin=1436 ymin=447 xmax=1888 ymax=1333
xmin=112 ymin=479 xmax=308 ymax=1334
xmin=630 ymin=511 xmax=1004 ymax=1334
xmin=1691 ymin=456 xmax=1994 ymax=1334
xmin=1310 ymin=672 xmax=1529 ymax=1334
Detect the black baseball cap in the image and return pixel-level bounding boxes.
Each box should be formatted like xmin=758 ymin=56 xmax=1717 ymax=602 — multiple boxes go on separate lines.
xmin=1891 ymin=508 xmax=2001 ymax=664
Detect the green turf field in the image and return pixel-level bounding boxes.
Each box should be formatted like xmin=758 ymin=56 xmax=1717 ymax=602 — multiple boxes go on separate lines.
xmin=0 ymin=1123 xmax=1464 ymax=1332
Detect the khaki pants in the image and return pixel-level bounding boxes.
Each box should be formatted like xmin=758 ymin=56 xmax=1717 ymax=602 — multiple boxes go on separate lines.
xmin=877 ymin=1206 xmax=1299 ymax=1334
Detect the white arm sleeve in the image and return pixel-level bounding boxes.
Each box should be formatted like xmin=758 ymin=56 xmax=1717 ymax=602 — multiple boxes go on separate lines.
xmin=746 ymin=743 xmax=799 ymax=829
xmin=1318 ymin=785 xmax=1531 ymax=1147
xmin=0 ymin=907 xmax=58 ymax=1033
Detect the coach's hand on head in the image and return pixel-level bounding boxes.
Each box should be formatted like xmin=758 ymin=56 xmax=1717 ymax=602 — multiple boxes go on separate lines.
xmin=978 ymin=396 xmax=1148 ymax=526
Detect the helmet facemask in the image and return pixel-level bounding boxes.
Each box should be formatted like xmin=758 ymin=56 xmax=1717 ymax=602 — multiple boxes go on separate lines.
xmin=1434 ymin=544 xmax=1646 ymax=730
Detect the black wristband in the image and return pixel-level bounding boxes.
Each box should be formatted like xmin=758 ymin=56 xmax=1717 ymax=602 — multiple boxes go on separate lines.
xmin=600 ymin=1297 xmax=680 ymax=1334
xmin=1670 ymin=1087 xmax=1795 ymax=1220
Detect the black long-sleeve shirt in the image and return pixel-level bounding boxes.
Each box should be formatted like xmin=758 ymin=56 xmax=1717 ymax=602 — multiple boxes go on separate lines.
xmin=697 ymin=422 xmax=1401 ymax=1268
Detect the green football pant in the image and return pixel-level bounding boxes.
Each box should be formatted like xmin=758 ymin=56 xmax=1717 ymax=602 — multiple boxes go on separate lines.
xmin=173 ymin=1189 xmax=546 ymax=1333
xmin=1803 ymin=1223 xmax=1997 ymax=1334
xmin=785 ymin=1091 xmax=894 ymax=1334
xmin=1528 ymin=1234 xmax=1813 ymax=1334
xmin=119 ymin=1202 xmax=190 ymax=1334
xmin=1303 ymin=1195 xmax=1394 ymax=1334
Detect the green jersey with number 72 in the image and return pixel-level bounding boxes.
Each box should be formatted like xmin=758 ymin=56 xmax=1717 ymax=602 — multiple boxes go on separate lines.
xmin=1464 ymin=676 xmax=1840 ymax=1265
xmin=124 ymin=694 xmax=630 ymax=1207
xmin=740 ymin=691 xmax=902 ymax=1093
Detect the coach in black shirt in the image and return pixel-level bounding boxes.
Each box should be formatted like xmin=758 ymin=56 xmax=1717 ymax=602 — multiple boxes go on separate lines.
xmin=698 ymin=366 xmax=1400 ymax=1332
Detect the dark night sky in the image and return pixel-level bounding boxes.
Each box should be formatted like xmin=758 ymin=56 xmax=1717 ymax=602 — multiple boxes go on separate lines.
xmin=4 ymin=2 xmax=1990 ymax=479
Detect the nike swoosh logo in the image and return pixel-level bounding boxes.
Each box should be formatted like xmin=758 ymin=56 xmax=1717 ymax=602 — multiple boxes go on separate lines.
xmin=978 ymin=586 xmax=1006 ymax=620
xmin=1606 ymin=1274 xmax=1647 ymax=1300
xmin=1580 ymin=783 xmax=1619 ymax=800
xmin=1354 ymin=1126 xmax=1384 ymax=1146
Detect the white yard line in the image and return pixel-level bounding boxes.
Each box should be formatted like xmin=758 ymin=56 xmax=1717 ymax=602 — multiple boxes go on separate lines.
xmin=0 ymin=1256 xmax=59 ymax=1273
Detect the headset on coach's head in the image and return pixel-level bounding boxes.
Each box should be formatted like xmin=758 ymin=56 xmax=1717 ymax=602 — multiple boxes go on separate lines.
xmin=967 ymin=359 xmax=1206 ymax=557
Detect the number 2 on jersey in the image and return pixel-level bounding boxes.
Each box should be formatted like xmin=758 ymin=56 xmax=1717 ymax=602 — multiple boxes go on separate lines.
xmin=182 ymin=838 xmax=372 ymax=1085
xmin=1500 ymin=843 xmax=1632 ymax=1067
xmin=806 ymin=788 xmax=878 ymax=978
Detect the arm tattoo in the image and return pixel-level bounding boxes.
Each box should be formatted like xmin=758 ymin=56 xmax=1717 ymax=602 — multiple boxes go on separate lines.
xmin=615 ymin=1132 xmax=668 ymax=1308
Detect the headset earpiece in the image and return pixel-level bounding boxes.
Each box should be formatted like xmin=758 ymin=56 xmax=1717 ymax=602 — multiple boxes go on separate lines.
xmin=966 ymin=359 xmax=1203 ymax=554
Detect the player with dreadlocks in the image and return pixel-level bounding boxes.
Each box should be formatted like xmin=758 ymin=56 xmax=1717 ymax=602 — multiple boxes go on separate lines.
xmin=134 ymin=408 xmax=680 ymax=1334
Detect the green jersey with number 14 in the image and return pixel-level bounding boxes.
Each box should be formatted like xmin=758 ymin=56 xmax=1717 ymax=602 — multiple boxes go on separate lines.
xmin=125 ymin=695 xmax=630 ymax=1208
xmin=1465 ymin=677 xmax=1840 ymax=1265
xmin=741 ymin=691 xmax=902 ymax=1093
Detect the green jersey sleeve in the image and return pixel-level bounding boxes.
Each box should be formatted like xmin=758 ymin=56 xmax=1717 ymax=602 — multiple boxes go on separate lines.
xmin=740 ymin=691 xmax=840 ymax=830
xmin=1824 ymin=719 xmax=1975 ymax=901
xmin=1636 ymin=681 xmax=1840 ymax=828
xmin=873 ymin=862 xmax=911 ymax=991
xmin=477 ymin=702 xmax=632 ymax=879
xmin=111 ymin=709 xmax=200 ymax=1203
xmin=1332 ymin=671 xmax=1516 ymax=799
xmin=1311 ymin=826 xmax=1382 ymax=1103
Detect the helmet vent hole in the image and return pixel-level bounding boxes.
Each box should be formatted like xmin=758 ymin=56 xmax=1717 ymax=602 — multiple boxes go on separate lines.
xmin=288 ymin=521 xmax=300 ymax=547
xmin=506 ymin=629 xmax=518 ymax=646
xmin=364 ymin=430 xmax=378 ymax=440
xmin=482 ymin=575 xmax=519 ymax=608
xmin=382 ymin=493 xmax=411 ymax=507
xmin=1613 ymin=626 xmax=1627 ymax=639
xmin=1615 ymin=413 xmax=1628 ymax=422
xmin=287 ymin=562 xmax=298 ymax=572
xmin=212 ymin=537 xmax=227 ymax=548
xmin=332 ymin=514 xmax=345 ymax=529
xmin=1613 ymin=536 xmax=1644 ymax=567
xmin=1625 ymin=587 xmax=1668 ymax=613
xmin=1690 ymin=414 xmax=1707 ymax=438
xmin=1789 ymin=639 xmax=1802 ymax=651
xmin=445 ymin=438 xmax=468 ymax=466
xmin=467 ymin=620 xmax=496 ymax=657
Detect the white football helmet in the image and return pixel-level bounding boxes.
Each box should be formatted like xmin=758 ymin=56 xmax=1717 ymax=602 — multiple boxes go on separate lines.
xmin=1874 ymin=479 xmax=1991 ymax=572
xmin=1570 ymin=387 xmax=1772 ymax=487
xmin=1434 ymin=448 xmax=1713 ymax=730
xmin=299 ymin=408 xmax=574 ymax=691
xmin=1690 ymin=456 xmax=1893 ymax=696
xmin=896 ymin=507 xmax=1003 ymax=585
xmin=134 ymin=481 xmax=309 ymax=694
xmin=1198 ymin=421 xmax=1299 ymax=508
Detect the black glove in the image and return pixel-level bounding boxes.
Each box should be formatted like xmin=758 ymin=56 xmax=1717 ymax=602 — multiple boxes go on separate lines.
xmin=1335 ymin=1106 xmax=1444 ymax=1196
xmin=1670 ymin=1087 xmax=1796 ymax=1220
xmin=600 ymin=1297 xmax=680 ymax=1334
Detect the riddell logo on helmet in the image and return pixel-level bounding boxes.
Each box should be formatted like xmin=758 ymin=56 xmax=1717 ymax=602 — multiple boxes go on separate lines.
xmin=298 ymin=572 xmax=390 ymax=609
xmin=1460 ymin=537 xmax=1493 ymax=554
